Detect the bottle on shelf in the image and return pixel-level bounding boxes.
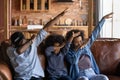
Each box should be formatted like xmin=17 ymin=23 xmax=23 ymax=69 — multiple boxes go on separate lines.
xmin=39 ymin=19 xmax=43 ymax=25
xmin=22 ymin=16 xmax=28 ymax=27
xmin=19 ymin=16 xmax=22 ymax=26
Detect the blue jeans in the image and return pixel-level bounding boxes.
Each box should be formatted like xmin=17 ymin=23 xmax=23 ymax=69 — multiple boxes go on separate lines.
xmin=47 ymin=75 xmax=72 ymax=80
xmin=30 ymin=76 xmax=43 ymax=80
xmin=15 ymin=76 xmax=43 ymax=80
xmin=77 ymin=68 xmax=109 ymax=80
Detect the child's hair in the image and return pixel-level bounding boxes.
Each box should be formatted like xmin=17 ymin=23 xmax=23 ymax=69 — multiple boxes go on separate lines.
xmin=65 ymin=29 xmax=84 ymax=41
xmin=45 ymin=34 xmax=66 ymax=48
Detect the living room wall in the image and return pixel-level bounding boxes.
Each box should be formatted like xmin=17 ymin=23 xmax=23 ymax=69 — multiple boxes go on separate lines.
xmin=11 ymin=0 xmax=88 ymax=26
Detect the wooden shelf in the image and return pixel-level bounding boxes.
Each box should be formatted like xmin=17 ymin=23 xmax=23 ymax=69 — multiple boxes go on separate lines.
xmin=11 ymin=26 xmax=27 ymax=30
xmin=52 ymin=26 xmax=88 ymax=28
xmin=10 ymin=26 xmax=88 ymax=39
xmin=50 ymin=26 xmax=88 ymax=38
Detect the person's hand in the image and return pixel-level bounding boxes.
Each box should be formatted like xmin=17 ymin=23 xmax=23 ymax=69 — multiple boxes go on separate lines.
xmin=68 ymin=32 xmax=80 ymax=42
xmin=52 ymin=8 xmax=68 ymax=20
xmin=54 ymin=46 xmax=61 ymax=54
xmin=103 ymin=12 xmax=113 ymax=19
xmin=59 ymin=8 xmax=68 ymax=16
xmin=43 ymin=8 xmax=68 ymax=31
xmin=54 ymin=43 xmax=65 ymax=54
xmin=54 ymin=46 xmax=62 ymax=54
xmin=72 ymin=32 xmax=80 ymax=38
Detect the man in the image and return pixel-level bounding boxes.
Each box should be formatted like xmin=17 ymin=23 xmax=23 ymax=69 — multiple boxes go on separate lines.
xmin=65 ymin=12 xmax=113 ymax=80
xmin=7 ymin=9 xmax=67 ymax=80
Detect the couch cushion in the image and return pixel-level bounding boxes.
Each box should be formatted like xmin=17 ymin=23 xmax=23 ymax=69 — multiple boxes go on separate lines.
xmin=108 ymin=75 xmax=120 ymax=80
xmin=91 ymin=38 xmax=120 ymax=75
xmin=0 ymin=41 xmax=14 ymax=79
xmin=0 ymin=41 xmax=10 ymax=64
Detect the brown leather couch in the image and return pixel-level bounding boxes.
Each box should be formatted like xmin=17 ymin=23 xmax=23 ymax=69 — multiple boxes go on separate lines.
xmin=0 ymin=38 xmax=120 ymax=80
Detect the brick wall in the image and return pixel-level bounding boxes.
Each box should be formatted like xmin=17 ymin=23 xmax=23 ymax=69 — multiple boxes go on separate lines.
xmin=11 ymin=0 xmax=88 ymax=26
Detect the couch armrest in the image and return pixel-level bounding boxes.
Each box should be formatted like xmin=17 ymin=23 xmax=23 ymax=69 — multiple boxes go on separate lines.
xmin=0 ymin=63 xmax=12 ymax=80
xmin=115 ymin=59 xmax=120 ymax=76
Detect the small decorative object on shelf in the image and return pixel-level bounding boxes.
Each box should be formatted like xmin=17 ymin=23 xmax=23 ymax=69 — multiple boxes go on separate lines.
xmin=65 ymin=18 xmax=72 ymax=26
xmin=22 ymin=16 xmax=28 ymax=26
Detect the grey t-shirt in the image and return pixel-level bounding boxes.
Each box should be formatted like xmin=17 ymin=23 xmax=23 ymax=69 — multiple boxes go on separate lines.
xmin=78 ymin=54 xmax=91 ymax=70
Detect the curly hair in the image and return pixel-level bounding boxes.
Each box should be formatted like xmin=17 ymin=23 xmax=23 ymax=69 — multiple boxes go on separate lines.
xmin=65 ymin=29 xmax=85 ymax=50
xmin=45 ymin=34 xmax=66 ymax=48
xmin=65 ymin=29 xmax=84 ymax=41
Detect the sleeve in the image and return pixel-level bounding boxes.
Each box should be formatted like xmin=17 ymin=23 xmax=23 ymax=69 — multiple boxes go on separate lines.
xmin=87 ymin=18 xmax=105 ymax=48
xmin=7 ymin=47 xmax=18 ymax=60
xmin=45 ymin=46 xmax=54 ymax=57
xmin=33 ymin=29 xmax=48 ymax=47
xmin=61 ymin=42 xmax=71 ymax=55
xmin=65 ymin=52 xmax=76 ymax=65
xmin=7 ymin=46 xmax=29 ymax=62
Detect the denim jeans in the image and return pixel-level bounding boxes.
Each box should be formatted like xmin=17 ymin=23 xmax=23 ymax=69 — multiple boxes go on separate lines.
xmin=77 ymin=68 xmax=109 ymax=80
xmin=47 ymin=75 xmax=72 ymax=80
xmin=30 ymin=76 xmax=43 ymax=80
xmin=15 ymin=76 xmax=43 ymax=80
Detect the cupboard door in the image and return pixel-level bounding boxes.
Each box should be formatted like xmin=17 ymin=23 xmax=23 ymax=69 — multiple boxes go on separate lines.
xmin=21 ymin=0 xmax=27 ymax=10
xmin=20 ymin=0 xmax=51 ymax=11
xmin=30 ymin=0 xmax=34 ymax=10
xmin=45 ymin=0 xmax=50 ymax=10
xmin=20 ymin=0 xmax=29 ymax=11
xmin=37 ymin=0 xmax=41 ymax=10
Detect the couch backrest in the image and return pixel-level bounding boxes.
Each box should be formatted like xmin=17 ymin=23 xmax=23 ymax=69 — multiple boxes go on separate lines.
xmin=91 ymin=38 xmax=120 ymax=75
xmin=37 ymin=38 xmax=120 ymax=75
xmin=1 ymin=38 xmax=120 ymax=78
xmin=0 ymin=63 xmax=12 ymax=80
xmin=0 ymin=41 xmax=10 ymax=64
xmin=0 ymin=41 xmax=13 ymax=80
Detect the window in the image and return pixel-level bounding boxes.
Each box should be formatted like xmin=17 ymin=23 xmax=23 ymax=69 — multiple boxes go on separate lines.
xmin=99 ymin=0 xmax=120 ymax=38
